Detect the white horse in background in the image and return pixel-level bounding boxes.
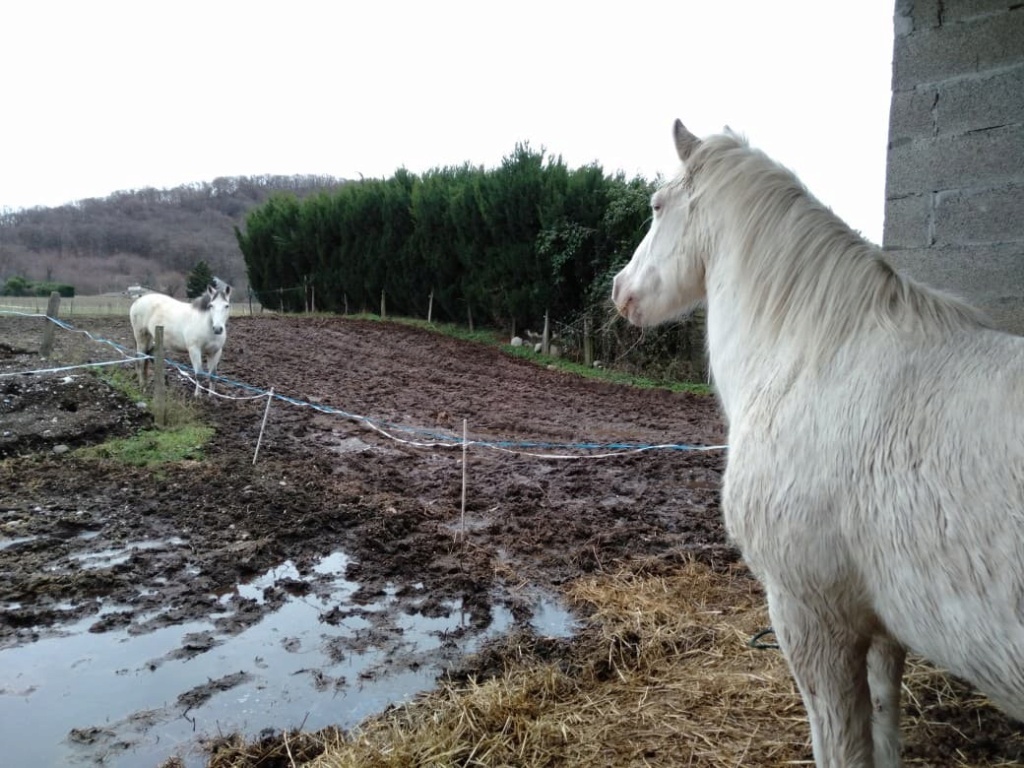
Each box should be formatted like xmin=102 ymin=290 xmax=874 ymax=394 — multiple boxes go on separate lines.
xmin=612 ymin=119 xmax=1024 ymax=767
xmin=130 ymin=284 xmax=231 ymax=396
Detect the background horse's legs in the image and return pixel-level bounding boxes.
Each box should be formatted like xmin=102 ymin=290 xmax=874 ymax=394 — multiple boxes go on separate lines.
xmin=768 ymin=587 xmax=875 ymax=767
xmin=868 ymin=634 xmax=905 ymax=768
xmin=135 ymin=336 xmax=151 ymax=389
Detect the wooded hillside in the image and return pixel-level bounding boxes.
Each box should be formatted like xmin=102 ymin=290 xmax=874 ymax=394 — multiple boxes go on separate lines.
xmin=0 ymin=175 xmax=347 ymax=297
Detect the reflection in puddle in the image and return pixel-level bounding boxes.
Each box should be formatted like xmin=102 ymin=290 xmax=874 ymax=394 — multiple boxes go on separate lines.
xmin=312 ymin=550 xmax=348 ymax=575
xmin=0 ymin=549 xmax=578 ymax=768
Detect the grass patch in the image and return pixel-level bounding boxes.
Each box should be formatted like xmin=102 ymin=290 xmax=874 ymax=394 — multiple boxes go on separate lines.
xmin=503 ymin=343 xmax=713 ymax=394
xmin=348 ymin=313 xmax=713 ymax=395
xmin=76 ymin=423 xmax=214 ymax=467
xmin=83 ymin=368 xmax=214 ymax=467
xmin=96 ymin=366 xmax=146 ymax=402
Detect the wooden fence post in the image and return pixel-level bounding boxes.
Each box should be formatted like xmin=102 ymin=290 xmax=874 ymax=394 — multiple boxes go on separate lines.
xmin=380 ymin=289 xmax=387 ymax=319
xmin=153 ymin=326 xmax=167 ymax=428
xmin=542 ymin=309 xmax=550 ymax=356
xmin=427 ymin=290 xmax=433 ymax=324
xmin=39 ymin=291 xmax=61 ymax=358
xmin=583 ymin=315 xmax=593 ymax=368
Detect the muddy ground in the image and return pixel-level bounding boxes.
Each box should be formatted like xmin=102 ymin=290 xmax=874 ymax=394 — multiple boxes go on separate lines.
xmin=0 ymin=313 xmax=733 ymax=765
xmin=2 ymin=313 xmax=1020 ymax=768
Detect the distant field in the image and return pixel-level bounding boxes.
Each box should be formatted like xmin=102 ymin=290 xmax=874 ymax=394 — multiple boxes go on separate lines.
xmin=0 ymin=294 xmax=261 ymax=317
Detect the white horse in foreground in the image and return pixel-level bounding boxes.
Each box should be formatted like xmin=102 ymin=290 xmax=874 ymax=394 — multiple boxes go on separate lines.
xmin=612 ymin=120 xmax=1024 ymax=767
xmin=130 ymin=284 xmax=231 ymax=396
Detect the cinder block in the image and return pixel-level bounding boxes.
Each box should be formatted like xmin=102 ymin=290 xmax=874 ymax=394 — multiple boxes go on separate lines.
xmin=933 ymin=183 xmax=1024 ymax=245
xmin=895 ymin=0 xmax=941 ymax=32
xmin=934 ymin=67 xmax=1024 ymax=136
xmin=893 ymin=10 xmax=1024 ymax=86
xmin=888 ymin=88 xmax=936 ymax=142
xmin=885 ymin=124 xmax=1024 ymax=197
xmin=882 ymin=193 xmax=932 ymax=248
xmin=939 ymin=0 xmax=1018 ymax=25
xmin=885 ymin=242 xmax=1024 ymax=333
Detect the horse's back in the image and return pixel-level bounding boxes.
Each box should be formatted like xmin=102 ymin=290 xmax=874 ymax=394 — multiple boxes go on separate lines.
xmin=130 ymin=293 xmax=160 ymax=337
xmin=130 ymin=292 xmax=174 ymax=325
xmin=129 ymin=293 xmax=190 ymax=348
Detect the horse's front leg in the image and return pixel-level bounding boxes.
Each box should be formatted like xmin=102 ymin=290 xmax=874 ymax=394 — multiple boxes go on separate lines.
xmin=767 ymin=586 xmax=875 ymax=767
xmin=868 ymin=634 xmax=905 ymax=767
xmin=205 ymin=347 xmax=223 ymax=397
xmin=187 ymin=347 xmax=204 ymax=397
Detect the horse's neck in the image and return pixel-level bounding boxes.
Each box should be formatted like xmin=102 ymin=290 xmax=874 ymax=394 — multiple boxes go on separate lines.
xmin=704 ymin=257 xmax=807 ymax=424
xmin=706 ymin=303 xmax=762 ymax=423
xmin=178 ymin=304 xmax=211 ymax=338
xmin=705 ymin=308 xmax=742 ymax=422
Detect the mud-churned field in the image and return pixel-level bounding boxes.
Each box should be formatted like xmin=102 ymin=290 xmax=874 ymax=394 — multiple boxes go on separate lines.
xmin=1 ymin=313 xmax=1020 ymax=767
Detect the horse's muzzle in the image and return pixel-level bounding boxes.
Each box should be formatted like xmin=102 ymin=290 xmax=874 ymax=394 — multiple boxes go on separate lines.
xmin=611 ymin=277 xmax=634 ymax=321
xmin=213 ymin=327 xmax=224 ymax=335
xmin=611 ymin=276 xmax=627 ymax=314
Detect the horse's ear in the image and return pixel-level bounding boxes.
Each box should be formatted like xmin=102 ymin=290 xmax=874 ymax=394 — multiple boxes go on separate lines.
xmin=207 ymin=284 xmax=216 ymax=296
xmin=224 ymin=285 xmax=232 ymax=299
xmin=674 ymin=119 xmax=700 ymax=162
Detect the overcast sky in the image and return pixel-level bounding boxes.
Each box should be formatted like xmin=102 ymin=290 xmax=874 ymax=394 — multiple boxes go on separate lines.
xmin=2 ymin=1 xmax=894 ymax=242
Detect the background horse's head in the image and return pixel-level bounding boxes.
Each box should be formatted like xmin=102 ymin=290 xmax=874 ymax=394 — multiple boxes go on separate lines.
xmin=612 ymin=119 xmax=708 ymax=327
xmin=194 ymin=284 xmax=231 ymax=335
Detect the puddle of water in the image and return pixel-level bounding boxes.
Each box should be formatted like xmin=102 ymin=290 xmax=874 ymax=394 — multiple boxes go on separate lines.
xmin=312 ymin=550 xmax=348 ymax=575
xmin=70 ymin=537 xmax=186 ymax=570
xmin=330 ymin=436 xmax=373 ymax=454
xmin=0 ymin=528 xmax=102 ymax=553
xmin=230 ymin=559 xmax=302 ymax=604
xmin=0 ymin=535 xmax=39 ymax=551
xmin=529 ymin=594 xmax=578 ymax=636
xmin=0 ymin=549 xmax=578 ymax=768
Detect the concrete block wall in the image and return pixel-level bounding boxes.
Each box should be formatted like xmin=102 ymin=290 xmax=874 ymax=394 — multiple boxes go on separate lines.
xmin=883 ymin=0 xmax=1024 ymax=333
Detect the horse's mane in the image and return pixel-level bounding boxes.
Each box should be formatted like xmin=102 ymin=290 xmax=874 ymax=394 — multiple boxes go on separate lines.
xmin=191 ymin=289 xmax=228 ymax=311
xmin=685 ymin=132 xmax=986 ymax=358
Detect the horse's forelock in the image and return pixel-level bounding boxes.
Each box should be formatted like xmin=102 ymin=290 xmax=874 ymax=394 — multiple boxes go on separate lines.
xmin=191 ymin=289 xmax=230 ymax=311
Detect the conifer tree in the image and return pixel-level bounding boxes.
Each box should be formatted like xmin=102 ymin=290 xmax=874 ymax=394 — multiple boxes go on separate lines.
xmin=186 ymin=260 xmax=214 ymax=298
